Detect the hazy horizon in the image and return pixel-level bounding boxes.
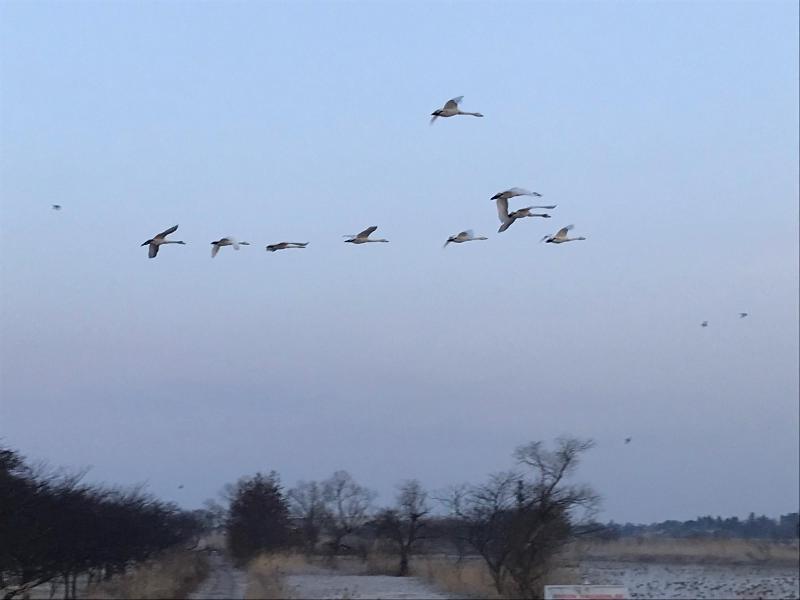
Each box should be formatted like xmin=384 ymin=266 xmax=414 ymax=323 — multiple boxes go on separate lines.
xmin=1 ymin=0 xmax=798 ymax=524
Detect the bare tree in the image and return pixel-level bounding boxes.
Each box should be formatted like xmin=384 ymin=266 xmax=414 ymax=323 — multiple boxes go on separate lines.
xmin=321 ymin=471 xmax=376 ymax=556
xmin=451 ymin=437 xmax=599 ymax=598
xmin=432 ymin=484 xmax=471 ymax=564
xmin=288 ymin=480 xmax=328 ymax=554
xmin=376 ymin=480 xmax=430 ymax=576
xmin=456 ymin=471 xmax=520 ymax=593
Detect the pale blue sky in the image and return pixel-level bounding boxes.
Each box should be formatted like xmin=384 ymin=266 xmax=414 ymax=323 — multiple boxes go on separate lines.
xmin=1 ymin=0 xmax=797 ymax=523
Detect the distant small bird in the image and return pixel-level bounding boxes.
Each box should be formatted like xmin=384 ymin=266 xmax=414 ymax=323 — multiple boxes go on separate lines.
xmin=491 ymin=187 xmax=547 ymax=201
xmin=267 ymin=242 xmax=309 ymax=252
xmin=210 ymin=237 xmax=250 ymax=258
xmin=739 ymin=312 xmax=749 ymax=319
xmin=430 ymin=96 xmax=484 ymax=124
xmin=701 ymin=321 xmax=709 ymax=327
xmin=178 ymin=484 xmax=184 ymax=489
xmin=51 ymin=204 xmax=62 ymax=211
xmin=141 ymin=225 xmax=186 ymax=258
xmin=444 ymin=230 xmax=488 ymax=248
xmin=541 ymin=224 xmax=587 ymax=244
xmin=624 ymin=437 xmax=632 ymax=444
xmin=344 ymin=226 xmax=389 ymax=244
xmin=496 ymin=197 xmax=554 ymax=233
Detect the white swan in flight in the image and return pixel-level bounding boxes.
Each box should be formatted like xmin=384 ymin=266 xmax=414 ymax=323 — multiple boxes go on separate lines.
xmin=491 ymin=187 xmax=546 ymax=201
xmin=541 ymin=224 xmax=587 ymax=244
xmin=496 ymin=197 xmax=553 ymax=233
xmin=344 ymin=226 xmax=389 ymax=244
xmin=266 ymin=242 xmax=309 ymax=252
xmin=444 ymin=230 xmax=488 ymax=248
xmin=430 ymin=96 xmax=484 ymax=124
xmin=141 ymin=225 xmax=186 ymax=258
xmin=211 ymin=237 xmax=250 ymax=257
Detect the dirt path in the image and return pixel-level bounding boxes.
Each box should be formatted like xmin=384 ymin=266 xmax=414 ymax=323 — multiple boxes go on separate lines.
xmin=190 ymin=550 xmax=451 ymax=600
xmin=189 ymin=551 xmax=247 ymax=600
xmin=284 ymin=573 xmax=454 ymax=599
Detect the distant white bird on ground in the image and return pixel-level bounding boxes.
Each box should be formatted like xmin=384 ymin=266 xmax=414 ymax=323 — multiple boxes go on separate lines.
xmin=739 ymin=312 xmax=749 ymax=319
xmin=701 ymin=321 xmax=709 ymax=327
xmin=266 ymin=242 xmax=309 ymax=252
xmin=141 ymin=225 xmax=186 ymax=258
xmin=344 ymin=226 xmax=389 ymax=244
xmin=496 ymin=197 xmax=553 ymax=233
xmin=491 ymin=187 xmax=549 ymax=201
xmin=51 ymin=204 xmax=62 ymax=211
xmin=541 ymin=224 xmax=587 ymax=244
xmin=444 ymin=230 xmax=488 ymax=248
xmin=211 ymin=237 xmax=250 ymax=257
xmin=430 ymin=96 xmax=484 ymax=124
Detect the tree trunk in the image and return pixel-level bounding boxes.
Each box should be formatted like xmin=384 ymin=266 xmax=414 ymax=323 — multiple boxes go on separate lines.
xmin=488 ymin=565 xmax=505 ymax=595
xmin=398 ymin=550 xmax=409 ymax=577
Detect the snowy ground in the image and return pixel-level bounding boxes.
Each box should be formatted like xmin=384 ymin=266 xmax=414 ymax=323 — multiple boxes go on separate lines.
xmin=579 ymin=560 xmax=800 ymax=600
xmin=284 ymin=573 xmax=454 ymax=600
xmin=17 ymin=554 xmax=799 ymax=600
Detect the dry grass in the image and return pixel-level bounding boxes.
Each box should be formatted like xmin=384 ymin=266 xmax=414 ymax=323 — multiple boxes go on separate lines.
xmin=199 ymin=530 xmax=226 ymax=550
xmin=411 ymin=556 xmax=581 ymax=599
xmin=337 ymin=551 xmax=583 ymax=599
xmin=362 ymin=552 xmax=399 ymax=576
xmin=568 ymin=537 xmax=800 ymax=566
xmin=411 ymin=557 xmax=501 ymax=599
xmin=246 ymin=550 xmax=581 ymax=599
xmin=245 ymin=553 xmax=313 ymax=599
xmin=86 ymin=548 xmax=210 ymax=599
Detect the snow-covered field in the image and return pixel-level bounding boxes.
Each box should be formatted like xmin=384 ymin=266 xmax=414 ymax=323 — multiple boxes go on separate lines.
xmin=284 ymin=573 xmax=454 ymax=600
xmin=580 ymin=560 xmax=800 ymax=600
xmin=17 ymin=553 xmax=799 ymax=600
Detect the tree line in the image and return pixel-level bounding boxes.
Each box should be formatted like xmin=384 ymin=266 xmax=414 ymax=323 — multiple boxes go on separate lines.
xmin=221 ymin=437 xmax=600 ymax=599
xmin=218 ymin=437 xmax=798 ymax=596
xmin=601 ymin=512 xmax=800 ymax=541
xmin=7 ymin=435 xmax=793 ymax=600
xmin=0 ymin=446 xmax=207 ymax=600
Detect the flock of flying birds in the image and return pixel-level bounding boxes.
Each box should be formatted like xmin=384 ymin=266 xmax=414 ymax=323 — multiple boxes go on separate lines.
xmin=50 ymin=95 xmax=745 ymax=328
xmin=142 ymin=98 xmax=587 ymax=255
